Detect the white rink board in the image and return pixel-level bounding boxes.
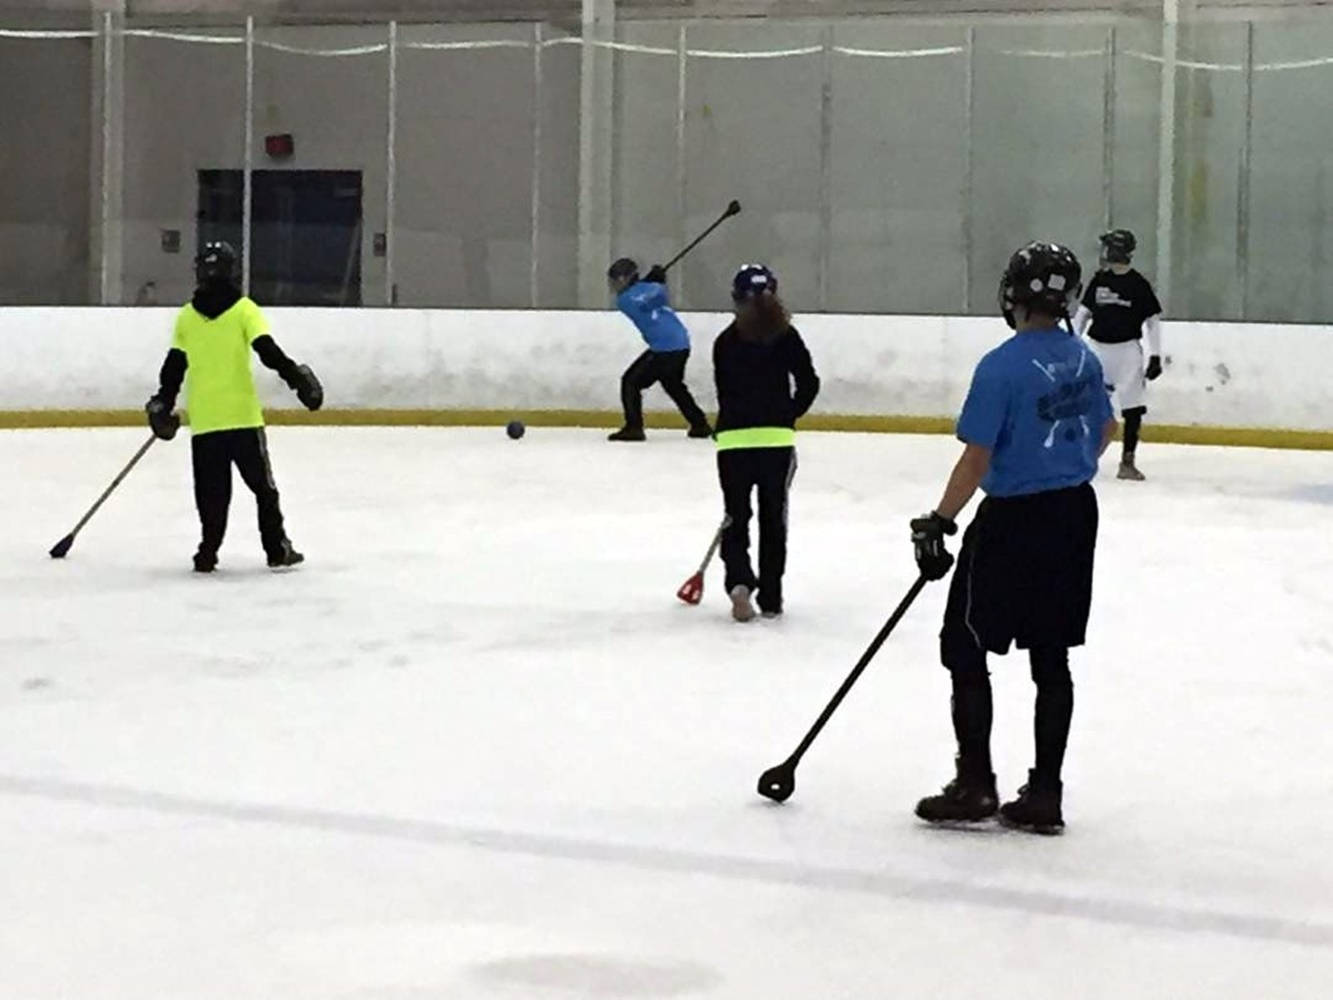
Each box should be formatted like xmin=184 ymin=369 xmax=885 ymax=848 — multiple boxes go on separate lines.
xmin=0 ymin=307 xmax=1329 ymax=430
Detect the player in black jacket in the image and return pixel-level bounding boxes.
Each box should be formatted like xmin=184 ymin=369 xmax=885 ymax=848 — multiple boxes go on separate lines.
xmin=1071 ymin=230 xmax=1164 ymax=481
xmin=713 ymin=264 xmax=820 ymax=621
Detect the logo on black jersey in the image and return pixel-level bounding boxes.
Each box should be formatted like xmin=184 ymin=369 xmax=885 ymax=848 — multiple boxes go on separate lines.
xmin=1094 ymin=286 xmax=1133 ymax=308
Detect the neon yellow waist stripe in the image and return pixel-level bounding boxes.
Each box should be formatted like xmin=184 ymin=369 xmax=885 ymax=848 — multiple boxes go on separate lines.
xmin=715 ymin=427 xmax=797 ymax=450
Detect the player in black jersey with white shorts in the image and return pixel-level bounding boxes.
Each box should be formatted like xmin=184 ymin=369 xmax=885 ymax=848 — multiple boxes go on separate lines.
xmin=1071 ymin=230 xmax=1164 ymax=481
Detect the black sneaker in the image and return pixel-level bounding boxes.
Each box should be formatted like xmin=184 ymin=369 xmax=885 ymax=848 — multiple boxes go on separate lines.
xmin=999 ymin=770 xmax=1064 ymax=835
xmin=267 ymin=540 xmax=305 ymax=569
xmin=687 ymin=424 xmax=714 ymax=440
xmin=915 ymin=759 xmax=998 ymax=825
xmin=608 ymin=427 xmax=646 ymax=442
xmin=193 ymin=551 xmax=217 ymax=574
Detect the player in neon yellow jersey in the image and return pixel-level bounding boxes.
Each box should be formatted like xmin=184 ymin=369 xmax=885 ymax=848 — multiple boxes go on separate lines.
xmin=146 ymin=242 xmax=323 ymax=573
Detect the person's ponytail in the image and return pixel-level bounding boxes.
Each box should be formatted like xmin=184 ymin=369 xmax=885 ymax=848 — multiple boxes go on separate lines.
xmin=736 ymin=293 xmax=791 ymax=343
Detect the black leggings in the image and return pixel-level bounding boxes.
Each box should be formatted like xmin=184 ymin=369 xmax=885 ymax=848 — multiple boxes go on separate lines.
xmin=717 ymin=447 xmax=796 ymax=613
xmin=1123 ymin=405 xmax=1146 ymax=457
xmin=944 ymin=638 xmax=1074 ymax=784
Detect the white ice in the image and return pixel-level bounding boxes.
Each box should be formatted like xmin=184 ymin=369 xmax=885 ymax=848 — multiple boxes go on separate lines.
xmin=2 ymin=427 xmax=1332 ymax=999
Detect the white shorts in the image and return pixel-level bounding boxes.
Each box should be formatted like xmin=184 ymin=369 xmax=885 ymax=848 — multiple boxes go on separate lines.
xmin=1089 ymin=339 xmax=1147 ymax=412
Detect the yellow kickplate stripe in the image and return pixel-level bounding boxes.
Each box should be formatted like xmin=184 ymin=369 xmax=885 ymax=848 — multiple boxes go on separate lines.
xmin=0 ymin=409 xmax=1329 ymax=451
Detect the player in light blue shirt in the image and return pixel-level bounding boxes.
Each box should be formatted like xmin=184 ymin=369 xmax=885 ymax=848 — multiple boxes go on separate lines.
xmin=606 ymin=257 xmax=711 ymax=442
xmin=956 ymin=315 xmax=1112 ymax=498
xmin=910 ymin=241 xmax=1117 ymax=836
xmin=615 ymin=272 xmax=690 ymax=352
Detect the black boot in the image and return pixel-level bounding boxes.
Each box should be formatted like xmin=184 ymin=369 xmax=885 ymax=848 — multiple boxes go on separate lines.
xmin=687 ymin=423 xmax=714 ymax=440
xmin=915 ymin=758 xmax=998 ymax=824
xmin=267 ymin=539 xmax=305 ymax=569
xmin=193 ymin=549 xmax=217 ymax=574
xmin=1000 ymin=770 xmax=1064 ymax=835
xmin=608 ymin=426 xmax=646 ymax=442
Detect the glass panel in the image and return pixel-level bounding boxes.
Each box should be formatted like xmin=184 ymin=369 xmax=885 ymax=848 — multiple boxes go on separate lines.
xmin=396 ymin=23 xmax=536 ymax=308
xmin=1171 ymin=22 xmax=1247 ymax=321
xmin=252 ymin=24 xmax=387 ymax=306
xmin=1110 ymin=21 xmax=1162 ymax=288
xmin=19 ymin=9 xmax=1333 ymax=322
xmin=535 ymin=25 xmax=581 ymax=309
xmin=1249 ymin=16 xmax=1333 ymax=324
xmin=122 ymin=28 xmax=245 ymax=308
xmin=612 ymin=23 xmax=682 ymax=307
xmin=970 ymin=23 xmax=1107 ymax=314
xmin=0 ymin=32 xmax=93 ymax=304
xmin=681 ymin=21 xmax=824 ymax=312
xmin=829 ymin=20 xmax=967 ymax=314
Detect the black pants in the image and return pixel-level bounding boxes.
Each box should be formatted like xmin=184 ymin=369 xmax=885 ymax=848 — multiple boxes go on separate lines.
xmin=940 ymin=484 xmax=1098 ymax=786
xmin=620 ymin=349 xmax=709 ymax=431
xmin=717 ymin=447 xmax=796 ymax=613
xmin=191 ymin=428 xmax=288 ymax=559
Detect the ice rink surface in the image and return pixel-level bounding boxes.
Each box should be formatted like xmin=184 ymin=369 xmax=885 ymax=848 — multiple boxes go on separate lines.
xmin=3 ymin=426 xmax=1332 ymax=999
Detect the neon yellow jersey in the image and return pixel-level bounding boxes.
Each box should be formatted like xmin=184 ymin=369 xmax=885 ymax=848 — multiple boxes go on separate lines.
xmin=172 ymin=297 xmax=269 ymax=434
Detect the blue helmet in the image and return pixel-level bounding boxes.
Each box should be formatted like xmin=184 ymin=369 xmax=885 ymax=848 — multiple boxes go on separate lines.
xmin=732 ymin=263 xmax=777 ymax=303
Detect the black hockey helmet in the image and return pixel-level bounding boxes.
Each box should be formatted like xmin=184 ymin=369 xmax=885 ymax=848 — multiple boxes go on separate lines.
xmin=607 ymin=257 xmax=640 ymax=286
xmin=998 ymin=241 xmax=1082 ymax=329
xmin=196 ymin=241 xmax=238 ymax=285
xmin=732 ymin=263 xmax=778 ymax=303
xmin=1098 ymin=229 xmax=1137 ymax=265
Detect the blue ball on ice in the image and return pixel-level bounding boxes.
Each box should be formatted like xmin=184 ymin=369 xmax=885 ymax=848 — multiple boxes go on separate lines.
xmin=506 ymin=420 xmax=526 ymax=440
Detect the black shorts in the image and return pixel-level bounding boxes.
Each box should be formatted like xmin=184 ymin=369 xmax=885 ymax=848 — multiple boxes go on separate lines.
xmin=941 ymin=482 xmax=1099 ymax=656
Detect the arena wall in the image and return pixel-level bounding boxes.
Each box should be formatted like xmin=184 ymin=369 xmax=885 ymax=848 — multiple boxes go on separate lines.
xmin=1 ymin=308 xmax=1329 ymax=448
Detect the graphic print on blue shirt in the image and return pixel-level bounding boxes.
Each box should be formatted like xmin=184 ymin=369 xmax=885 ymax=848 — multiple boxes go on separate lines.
xmin=1033 ymin=360 xmax=1101 ymax=446
xmin=957 ymin=330 xmax=1113 ymax=498
xmin=616 ymin=281 xmax=691 ymax=353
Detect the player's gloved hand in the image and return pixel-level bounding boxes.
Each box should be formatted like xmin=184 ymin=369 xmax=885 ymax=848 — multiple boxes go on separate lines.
xmin=144 ymin=396 xmax=180 ymax=441
xmin=292 ymin=363 xmax=324 ymax=411
xmin=910 ymin=511 xmax=957 ymax=582
xmin=1145 ymin=355 xmax=1163 ymax=381
xmin=644 ymin=265 xmax=667 ymax=285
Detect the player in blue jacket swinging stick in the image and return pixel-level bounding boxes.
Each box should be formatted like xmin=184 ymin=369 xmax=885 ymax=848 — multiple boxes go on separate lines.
xmin=606 ymin=258 xmax=713 ymax=442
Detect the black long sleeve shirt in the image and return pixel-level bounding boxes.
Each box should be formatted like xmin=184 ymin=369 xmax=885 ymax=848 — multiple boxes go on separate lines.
xmin=712 ymin=322 xmax=820 ymax=435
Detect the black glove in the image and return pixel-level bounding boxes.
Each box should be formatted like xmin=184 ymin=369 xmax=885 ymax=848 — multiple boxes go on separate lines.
xmin=145 ymin=396 xmax=180 ymax=441
xmin=644 ymin=265 xmax=667 ymax=285
xmin=910 ymin=511 xmax=957 ymax=582
xmin=292 ymin=363 xmax=323 ymax=411
xmin=1145 ymin=355 xmax=1163 ymax=381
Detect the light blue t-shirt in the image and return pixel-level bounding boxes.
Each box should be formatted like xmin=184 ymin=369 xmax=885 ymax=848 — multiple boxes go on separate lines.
xmin=616 ymin=281 xmax=691 ymax=353
xmin=958 ymin=330 xmax=1114 ymax=498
